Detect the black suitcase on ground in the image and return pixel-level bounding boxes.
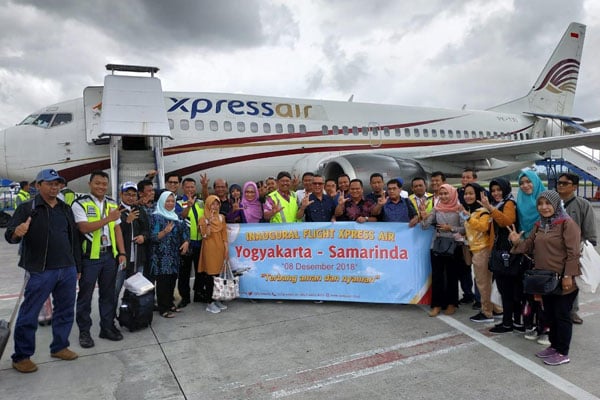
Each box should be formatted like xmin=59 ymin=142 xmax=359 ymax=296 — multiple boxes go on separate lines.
xmin=118 ymin=289 xmax=154 ymax=332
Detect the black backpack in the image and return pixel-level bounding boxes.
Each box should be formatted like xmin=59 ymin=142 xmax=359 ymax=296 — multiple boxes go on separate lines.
xmin=118 ymin=289 xmax=154 ymax=332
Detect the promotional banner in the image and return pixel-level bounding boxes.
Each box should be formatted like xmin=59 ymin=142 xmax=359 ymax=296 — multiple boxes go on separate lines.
xmin=228 ymin=222 xmax=434 ymax=304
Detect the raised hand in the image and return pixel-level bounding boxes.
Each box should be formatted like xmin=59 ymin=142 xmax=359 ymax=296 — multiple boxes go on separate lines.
xmin=301 ymin=195 xmax=314 ymax=209
xmin=164 ymin=221 xmax=174 ymax=234
xmin=507 ymin=224 xmax=524 ymax=244
xmin=377 ymin=194 xmax=388 ymax=206
xmin=200 ymin=173 xmax=210 ymax=188
xmin=14 ymin=216 xmax=31 ymax=238
xmin=232 ymin=197 xmax=241 ymax=211
xmin=126 ymin=209 xmax=140 ymax=224
xmin=108 ymin=206 xmax=122 ymax=222
xmin=337 ymin=191 xmax=349 ymax=206
xmin=478 ymin=193 xmax=491 ymax=210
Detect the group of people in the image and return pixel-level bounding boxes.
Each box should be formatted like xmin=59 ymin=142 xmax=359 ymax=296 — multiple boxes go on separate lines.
xmin=5 ymin=165 xmax=594 ymax=373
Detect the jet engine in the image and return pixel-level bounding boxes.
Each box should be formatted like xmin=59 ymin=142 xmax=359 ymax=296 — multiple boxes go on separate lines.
xmin=318 ymin=154 xmax=427 ymax=193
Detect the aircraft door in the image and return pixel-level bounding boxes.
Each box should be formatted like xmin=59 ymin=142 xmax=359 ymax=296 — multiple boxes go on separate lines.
xmin=368 ymin=122 xmax=382 ymax=148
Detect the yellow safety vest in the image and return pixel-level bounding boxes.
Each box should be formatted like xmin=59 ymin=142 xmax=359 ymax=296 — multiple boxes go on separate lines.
xmin=268 ymin=191 xmax=299 ymax=223
xmin=76 ymin=196 xmax=119 ymax=259
xmin=409 ymin=193 xmax=434 ymax=219
xmin=15 ymin=189 xmax=30 ymax=208
xmin=178 ymin=199 xmax=205 ymax=241
xmin=60 ymin=188 xmax=76 ymax=206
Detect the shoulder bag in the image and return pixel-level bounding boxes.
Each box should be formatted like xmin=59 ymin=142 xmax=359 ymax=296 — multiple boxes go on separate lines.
xmin=523 ymin=269 xmax=561 ymax=295
xmin=432 ymin=236 xmax=456 ymax=257
xmin=212 ymin=260 xmax=240 ymax=301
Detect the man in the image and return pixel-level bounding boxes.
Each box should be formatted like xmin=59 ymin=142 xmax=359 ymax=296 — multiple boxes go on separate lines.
xmin=335 ymin=179 xmax=376 ymax=223
xmin=5 ymin=169 xmax=81 ymax=373
xmin=458 ymin=168 xmax=477 ymax=207
xmin=177 ymin=177 xmax=205 ymax=306
xmin=430 ymin=171 xmax=446 ymax=206
xmin=366 ymin=173 xmax=386 ymax=203
xmin=372 ymin=179 xmax=419 ymax=225
xmin=15 ymin=180 xmax=31 ymax=208
xmin=71 ymin=170 xmax=127 ymax=348
xmin=137 ymin=179 xmax=156 ymax=279
xmin=337 ymin=174 xmax=350 ymax=198
xmin=409 ymin=177 xmax=434 ymax=220
xmin=557 ymin=172 xmax=597 ymax=324
xmin=265 ymin=176 xmax=277 ymax=194
xmin=264 ymin=171 xmax=299 ymax=223
xmin=114 ymin=182 xmax=149 ymax=309
xmin=325 ymin=179 xmax=337 ymax=197
xmin=297 ymin=174 xmax=336 ymax=222
xmin=211 ymin=178 xmax=233 ymax=216
xmin=296 ymin=172 xmax=315 ymax=205
xmin=165 ymin=172 xmax=184 ymax=213
xmin=58 ymin=180 xmax=76 ymax=206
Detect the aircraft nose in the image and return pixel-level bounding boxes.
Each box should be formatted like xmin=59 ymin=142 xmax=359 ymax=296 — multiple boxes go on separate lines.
xmin=0 ymin=128 xmax=7 ymax=178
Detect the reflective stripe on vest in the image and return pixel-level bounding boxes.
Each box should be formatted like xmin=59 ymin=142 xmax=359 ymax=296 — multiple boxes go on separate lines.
xmin=268 ymin=191 xmax=298 ymax=223
xmin=77 ymin=198 xmax=118 ymax=259
xmin=178 ymin=201 xmax=205 ymax=240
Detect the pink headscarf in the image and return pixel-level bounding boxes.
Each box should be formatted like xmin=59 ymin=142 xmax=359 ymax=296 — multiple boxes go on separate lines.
xmin=240 ymin=181 xmax=263 ymax=223
xmin=434 ymin=183 xmax=460 ymax=213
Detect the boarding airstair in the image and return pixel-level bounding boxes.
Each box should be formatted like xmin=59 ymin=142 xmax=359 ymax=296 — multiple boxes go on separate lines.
xmin=97 ymin=64 xmax=172 ymax=196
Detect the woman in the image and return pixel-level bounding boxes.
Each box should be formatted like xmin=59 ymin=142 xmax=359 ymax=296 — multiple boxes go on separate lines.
xmin=517 ymin=170 xmax=547 ymax=341
xmin=482 ymin=178 xmax=521 ymax=333
xmin=422 ymin=184 xmax=464 ymax=317
xmin=226 ymin=184 xmax=243 ymax=223
xmin=461 ymin=183 xmax=499 ymax=324
xmin=239 ymin=181 xmax=264 ymax=223
xmin=150 ymin=191 xmax=189 ymax=318
xmin=509 ymin=190 xmax=581 ymax=366
xmin=198 ymin=195 xmax=229 ymax=313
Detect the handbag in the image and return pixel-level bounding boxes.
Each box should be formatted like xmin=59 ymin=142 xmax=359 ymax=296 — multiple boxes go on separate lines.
xmin=432 ymin=236 xmax=456 ymax=257
xmin=576 ymin=240 xmax=600 ymax=294
xmin=522 ymin=269 xmax=561 ymax=295
xmin=212 ymin=260 xmax=240 ymax=301
xmin=489 ymin=250 xmax=525 ymax=276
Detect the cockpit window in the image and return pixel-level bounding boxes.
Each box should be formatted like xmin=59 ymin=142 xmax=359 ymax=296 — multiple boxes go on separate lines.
xmin=32 ymin=114 xmax=54 ymax=128
xmin=50 ymin=113 xmax=72 ymax=127
xmin=19 ymin=114 xmax=39 ymax=125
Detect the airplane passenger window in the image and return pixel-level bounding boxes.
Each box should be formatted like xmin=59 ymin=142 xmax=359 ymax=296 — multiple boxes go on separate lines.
xmin=464 ymin=130 xmax=469 ymax=138
xmin=526 ymin=133 xmax=531 ymax=139
xmin=180 ymin=120 xmax=189 ymax=130
xmin=251 ymin=122 xmax=258 ymax=133
xmin=275 ymin=123 xmax=283 ymax=133
xmin=195 ymin=120 xmax=204 ymax=131
xmin=33 ymin=114 xmax=54 ymax=128
xmin=471 ymin=131 xmax=476 ymax=138
xmin=169 ymin=119 xmax=174 ymax=130
xmin=362 ymin=126 xmax=368 ymax=137
xmin=224 ymin=121 xmax=232 ymax=132
xmin=237 ymin=122 xmax=245 ymax=132
xmin=423 ymin=129 xmax=428 ymax=137
xmin=287 ymin=124 xmax=294 ymax=133
xmin=486 ymin=131 xmax=491 ymax=137
xmin=210 ymin=120 xmax=218 ymax=131
xmin=322 ymin=125 xmax=328 ymax=135
xmin=332 ymin=125 xmax=339 ymax=135
xmin=404 ymin=128 xmax=410 ymax=137
xmin=439 ymin=130 xmax=445 ymax=138
xmin=384 ymin=127 xmax=390 ymax=137
xmin=395 ymin=128 xmax=401 ymax=137
xmin=414 ymin=129 xmax=420 ymax=137
xmin=342 ymin=126 xmax=349 ymax=135
xmin=493 ymin=131 xmax=498 ymax=137
xmin=299 ymin=124 xmax=306 ymax=133
xmin=478 ymin=131 xmax=484 ymax=138
xmin=371 ymin=127 xmax=378 ymax=136
xmin=455 ymin=131 xmax=461 ymax=138
xmin=51 ymin=113 xmax=72 ymax=127
xmin=352 ymin=126 xmax=358 ymax=136
xmin=264 ymin=123 xmax=271 ymax=133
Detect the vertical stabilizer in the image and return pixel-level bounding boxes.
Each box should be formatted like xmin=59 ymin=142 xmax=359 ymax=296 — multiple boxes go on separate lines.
xmin=489 ymin=22 xmax=585 ymax=115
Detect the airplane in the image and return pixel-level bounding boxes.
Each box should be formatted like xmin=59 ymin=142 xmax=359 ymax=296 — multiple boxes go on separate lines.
xmin=1 ymin=22 xmax=599 ymax=195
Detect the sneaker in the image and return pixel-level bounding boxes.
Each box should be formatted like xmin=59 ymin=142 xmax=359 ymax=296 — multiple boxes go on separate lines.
xmin=492 ymin=311 xmax=503 ymax=319
xmin=51 ymin=348 xmax=78 ymax=361
xmin=12 ymin=358 xmax=38 ymax=373
xmin=543 ymin=353 xmax=570 ymax=366
xmin=489 ymin=324 xmax=513 ymax=333
xmin=214 ymin=300 xmax=228 ymax=310
xmin=472 ymin=301 xmax=482 ymax=310
xmin=470 ymin=312 xmax=494 ymax=323
xmin=524 ymin=328 xmax=539 ymax=340
xmin=536 ymin=347 xmax=558 ymax=358
xmin=206 ymin=303 xmax=221 ymax=313
xmin=537 ymin=333 xmax=550 ymax=346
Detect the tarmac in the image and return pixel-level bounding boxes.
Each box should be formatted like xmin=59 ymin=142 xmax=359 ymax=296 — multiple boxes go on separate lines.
xmin=1 ymin=210 xmax=600 ymax=400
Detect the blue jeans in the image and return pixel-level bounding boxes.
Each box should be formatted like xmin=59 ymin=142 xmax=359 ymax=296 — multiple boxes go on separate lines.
xmin=76 ymin=252 xmax=117 ymax=333
xmin=12 ymin=266 xmax=77 ymax=362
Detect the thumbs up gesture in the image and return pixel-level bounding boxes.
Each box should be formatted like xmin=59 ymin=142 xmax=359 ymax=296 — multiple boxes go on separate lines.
xmin=15 ymin=216 xmax=32 ymax=238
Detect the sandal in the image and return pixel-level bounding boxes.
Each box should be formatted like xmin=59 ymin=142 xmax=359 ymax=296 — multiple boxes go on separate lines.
xmin=170 ymin=307 xmax=182 ymax=313
xmin=161 ymin=311 xmax=175 ymax=318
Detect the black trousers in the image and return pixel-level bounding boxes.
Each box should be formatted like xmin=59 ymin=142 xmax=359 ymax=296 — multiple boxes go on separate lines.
xmin=178 ymin=244 xmax=200 ymax=303
xmin=155 ymin=274 xmax=178 ymax=314
xmin=430 ymin=248 xmax=460 ymax=309
xmin=195 ymin=273 xmax=216 ymax=303
xmin=495 ymin=273 xmax=523 ymax=327
xmin=543 ymin=289 xmax=578 ymax=355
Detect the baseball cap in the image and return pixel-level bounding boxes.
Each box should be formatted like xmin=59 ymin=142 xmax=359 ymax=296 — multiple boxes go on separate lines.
xmin=121 ymin=181 xmax=138 ymax=192
xmin=35 ymin=168 xmax=65 ymax=183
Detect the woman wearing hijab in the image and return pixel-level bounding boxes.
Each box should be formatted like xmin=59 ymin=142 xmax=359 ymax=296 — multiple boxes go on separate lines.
xmin=150 ymin=191 xmax=189 ymax=318
xmin=509 ymin=190 xmax=581 ymax=365
xmin=422 ymin=184 xmax=465 ymax=317
xmin=461 ymin=183 xmax=499 ymax=324
xmin=239 ymin=181 xmax=264 ymax=223
xmin=226 ymin=184 xmax=243 ymax=223
xmin=481 ymin=178 xmax=521 ymax=333
xmin=198 ymin=195 xmax=229 ymax=313
xmin=516 ymin=170 xmax=547 ymax=341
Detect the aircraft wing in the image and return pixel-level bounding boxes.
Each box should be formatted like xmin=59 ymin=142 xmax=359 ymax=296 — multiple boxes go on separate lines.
xmin=415 ymin=131 xmax=600 ymax=162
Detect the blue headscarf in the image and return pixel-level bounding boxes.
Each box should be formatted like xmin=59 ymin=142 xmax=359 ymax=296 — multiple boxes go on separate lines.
xmin=517 ymin=170 xmax=545 ymax=236
xmin=154 ymin=191 xmax=179 ymax=221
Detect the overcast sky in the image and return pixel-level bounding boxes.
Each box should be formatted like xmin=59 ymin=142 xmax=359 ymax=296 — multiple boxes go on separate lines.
xmin=0 ymin=0 xmax=599 ymax=129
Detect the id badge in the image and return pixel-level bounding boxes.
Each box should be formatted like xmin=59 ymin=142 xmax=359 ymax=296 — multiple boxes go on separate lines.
xmin=101 ymin=235 xmax=109 ymax=246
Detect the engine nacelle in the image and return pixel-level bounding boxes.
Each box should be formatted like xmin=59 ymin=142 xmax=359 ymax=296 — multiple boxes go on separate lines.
xmin=318 ymin=154 xmax=427 ymax=193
